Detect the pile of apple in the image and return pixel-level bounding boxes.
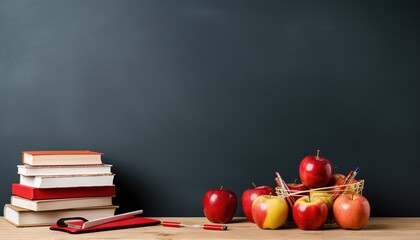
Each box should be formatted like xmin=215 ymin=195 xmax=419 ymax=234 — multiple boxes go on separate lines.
xmin=202 ymin=150 xmax=370 ymax=230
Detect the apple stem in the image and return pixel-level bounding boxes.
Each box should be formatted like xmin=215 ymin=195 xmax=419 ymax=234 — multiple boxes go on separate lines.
xmin=308 ymin=193 xmax=311 ymax=202
xmin=269 ymin=192 xmax=272 ymax=198
xmin=252 ymin=182 xmax=257 ymax=188
xmin=294 ymin=179 xmax=297 ymax=185
xmin=220 ymin=186 xmax=223 ymax=190
xmin=316 ymin=149 xmax=320 ymax=159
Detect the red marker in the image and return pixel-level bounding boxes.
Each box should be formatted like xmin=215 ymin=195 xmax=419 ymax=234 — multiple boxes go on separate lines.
xmin=162 ymin=221 xmax=227 ymax=231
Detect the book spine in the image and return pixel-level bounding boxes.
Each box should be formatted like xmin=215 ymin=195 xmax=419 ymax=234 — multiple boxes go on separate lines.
xmin=21 ymin=152 xmax=26 ymax=165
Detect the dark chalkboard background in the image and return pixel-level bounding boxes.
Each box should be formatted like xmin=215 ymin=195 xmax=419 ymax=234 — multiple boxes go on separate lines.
xmin=1 ymin=0 xmax=419 ymax=217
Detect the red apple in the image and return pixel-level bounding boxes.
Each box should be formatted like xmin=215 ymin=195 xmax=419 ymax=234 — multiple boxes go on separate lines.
xmin=241 ymin=183 xmax=275 ymax=222
xmin=333 ymin=193 xmax=370 ymax=230
xmin=203 ymin=186 xmax=237 ymax=223
xmin=299 ymin=150 xmax=333 ymax=188
xmin=329 ymin=173 xmax=346 ymax=186
xmin=310 ymin=190 xmax=335 ymax=223
xmin=287 ymin=181 xmax=309 ymax=202
xmin=252 ymin=195 xmax=288 ymax=229
xmin=292 ymin=195 xmax=329 ymax=230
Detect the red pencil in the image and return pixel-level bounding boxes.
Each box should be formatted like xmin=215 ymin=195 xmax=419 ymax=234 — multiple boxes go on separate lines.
xmin=162 ymin=221 xmax=227 ymax=231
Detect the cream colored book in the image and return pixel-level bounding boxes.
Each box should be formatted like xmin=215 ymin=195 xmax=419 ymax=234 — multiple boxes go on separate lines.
xmin=22 ymin=150 xmax=103 ymax=166
xmin=17 ymin=164 xmax=112 ymax=176
xmin=10 ymin=196 xmax=113 ymax=211
xmin=19 ymin=174 xmax=115 ymax=188
xmin=4 ymin=204 xmax=117 ymax=227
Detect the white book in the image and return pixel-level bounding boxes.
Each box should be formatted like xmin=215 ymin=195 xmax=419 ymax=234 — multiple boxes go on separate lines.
xmin=17 ymin=164 xmax=112 ymax=176
xmin=11 ymin=196 xmax=114 ymax=211
xmin=4 ymin=204 xmax=117 ymax=227
xmin=20 ymin=174 xmax=115 ymax=188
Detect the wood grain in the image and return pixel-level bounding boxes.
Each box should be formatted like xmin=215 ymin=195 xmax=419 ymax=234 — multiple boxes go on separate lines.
xmin=1 ymin=217 xmax=419 ymax=239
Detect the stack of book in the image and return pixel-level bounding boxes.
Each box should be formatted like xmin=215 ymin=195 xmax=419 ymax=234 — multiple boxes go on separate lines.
xmin=3 ymin=150 xmax=117 ymax=227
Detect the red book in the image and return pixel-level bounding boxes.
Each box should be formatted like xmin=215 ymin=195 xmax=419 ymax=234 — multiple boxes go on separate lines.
xmin=50 ymin=217 xmax=161 ymax=234
xmin=12 ymin=183 xmax=115 ymax=200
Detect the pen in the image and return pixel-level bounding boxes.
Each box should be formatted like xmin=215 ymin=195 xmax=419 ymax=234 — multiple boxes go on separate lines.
xmin=343 ymin=167 xmax=359 ymax=193
xmin=343 ymin=169 xmax=354 ymax=184
xmin=162 ymin=221 xmax=228 ymax=231
xmin=275 ymin=171 xmax=294 ymax=206
xmin=332 ymin=167 xmax=360 ymax=199
xmin=82 ymin=209 xmax=143 ymax=229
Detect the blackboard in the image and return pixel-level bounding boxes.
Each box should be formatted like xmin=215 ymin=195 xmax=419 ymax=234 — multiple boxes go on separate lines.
xmin=1 ymin=0 xmax=419 ymax=217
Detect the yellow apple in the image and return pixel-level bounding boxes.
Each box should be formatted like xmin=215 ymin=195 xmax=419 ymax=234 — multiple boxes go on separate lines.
xmin=251 ymin=195 xmax=288 ymax=229
xmin=310 ymin=191 xmax=334 ymax=209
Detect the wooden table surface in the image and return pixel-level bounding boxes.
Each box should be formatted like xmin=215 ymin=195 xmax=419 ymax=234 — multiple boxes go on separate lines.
xmin=1 ymin=217 xmax=419 ymax=240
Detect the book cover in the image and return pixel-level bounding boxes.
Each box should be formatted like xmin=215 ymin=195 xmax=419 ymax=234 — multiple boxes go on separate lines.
xmin=12 ymin=183 xmax=116 ymax=200
xmin=10 ymin=196 xmax=114 ymax=211
xmin=22 ymin=150 xmax=103 ymax=166
xmin=17 ymin=164 xmax=112 ymax=176
xmin=4 ymin=204 xmax=117 ymax=227
xmin=50 ymin=216 xmax=161 ymax=234
xmin=19 ymin=174 xmax=115 ymax=188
